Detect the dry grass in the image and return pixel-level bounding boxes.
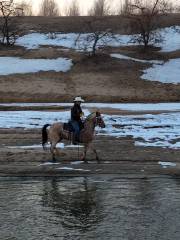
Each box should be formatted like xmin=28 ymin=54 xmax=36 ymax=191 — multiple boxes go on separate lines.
xmin=10 ymin=14 xmax=180 ymax=35
xmin=0 ymin=47 xmax=179 ymax=103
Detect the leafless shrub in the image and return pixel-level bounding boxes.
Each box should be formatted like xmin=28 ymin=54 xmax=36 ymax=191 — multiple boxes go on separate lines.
xmin=0 ymin=0 xmax=22 ymax=46
xmin=125 ymin=0 xmax=173 ymax=49
xmin=75 ymin=17 xmax=116 ymax=56
xmin=15 ymin=0 xmax=32 ymax=16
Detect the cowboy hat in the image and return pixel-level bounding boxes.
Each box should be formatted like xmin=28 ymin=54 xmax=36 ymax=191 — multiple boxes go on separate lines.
xmin=73 ymin=96 xmax=85 ymax=102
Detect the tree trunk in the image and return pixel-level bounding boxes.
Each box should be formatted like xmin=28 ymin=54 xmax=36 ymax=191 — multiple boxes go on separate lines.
xmin=92 ymin=36 xmax=99 ymax=56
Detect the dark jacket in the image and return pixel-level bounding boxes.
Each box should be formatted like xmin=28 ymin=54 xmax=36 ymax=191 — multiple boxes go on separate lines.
xmin=71 ymin=104 xmax=83 ymax=122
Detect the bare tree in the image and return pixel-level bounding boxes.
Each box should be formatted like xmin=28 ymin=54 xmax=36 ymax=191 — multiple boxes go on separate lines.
xmin=175 ymin=1 xmax=180 ymax=13
xmin=120 ymin=0 xmax=133 ymax=14
xmin=75 ymin=18 xmax=115 ymax=56
xmin=39 ymin=0 xmax=59 ymax=16
xmin=65 ymin=0 xmax=80 ymax=16
xmin=0 ymin=0 xmax=22 ymax=45
xmin=15 ymin=1 xmax=33 ymax=16
xmin=88 ymin=0 xmax=110 ymax=16
xmin=173 ymin=3 xmax=180 ymax=34
xmin=125 ymin=0 xmax=172 ymax=49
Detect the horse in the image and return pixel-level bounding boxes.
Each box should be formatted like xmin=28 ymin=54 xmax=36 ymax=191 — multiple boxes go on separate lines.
xmin=42 ymin=111 xmax=105 ymax=163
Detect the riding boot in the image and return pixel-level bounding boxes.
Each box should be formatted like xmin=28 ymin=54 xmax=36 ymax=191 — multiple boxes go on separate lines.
xmin=72 ymin=133 xmax=79 ymax=145
xmin=75 ymin=134 xmax=80 ymax=143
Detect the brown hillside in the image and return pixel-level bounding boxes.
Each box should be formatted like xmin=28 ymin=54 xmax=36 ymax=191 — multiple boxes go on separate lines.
xmin=11 ymin=14 xmax=180 ymax=35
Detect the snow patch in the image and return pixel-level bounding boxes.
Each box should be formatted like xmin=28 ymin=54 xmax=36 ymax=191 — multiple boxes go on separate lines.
xmin=110 ymin=53 xmax=163 ymax=64
xmin=0 ymin=57 xmax=72 ymax=75
xmin=0 ymin=110 xmax=90 ymax=129
xmin=65 ymin=144 xmax=84 ymax=148
xmin=101 ymin=112 xmax=180 ymax=149
xmin=16 ymin=33 xmax=79 ymax=50
xmin=15 ymin=26 xmax=180 ymax=53
xmin=141 ymin=58 xmax=180 ymax=84
xmin=16 ymin=32 xmax=122 ymax=50
xmin=57 ymin=167 xmax=90 ymax=171
xmin=39 ymin=162 xmax=60 ymax=166
xmin=159 ymin=26 xmax=180 ymax=52
xmin=158 ymin=161 xmax=176 ymax=168
xmin=7 ymin=144 xmax=42 ymax=149
xmin=71 ymin=161 xmax=84 ymax=165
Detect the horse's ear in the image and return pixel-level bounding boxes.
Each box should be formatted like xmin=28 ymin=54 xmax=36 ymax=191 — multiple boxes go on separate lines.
xmin=96 ymin=111 xmax=101 ymax=117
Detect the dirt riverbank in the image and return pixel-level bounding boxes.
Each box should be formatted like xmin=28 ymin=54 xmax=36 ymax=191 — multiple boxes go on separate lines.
xmin=0 ymin=127 xmax=179 ymax=177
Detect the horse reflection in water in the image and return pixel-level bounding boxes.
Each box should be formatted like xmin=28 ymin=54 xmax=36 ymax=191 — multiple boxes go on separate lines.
xmin=42 ymin=111 xmax=105 ymax=162
xmin=41 ymin=178 xmax=104 ymax=232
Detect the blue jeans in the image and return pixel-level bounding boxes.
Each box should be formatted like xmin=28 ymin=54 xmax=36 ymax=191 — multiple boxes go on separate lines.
xmin=71 ymin=121 xmax=80 ymax=141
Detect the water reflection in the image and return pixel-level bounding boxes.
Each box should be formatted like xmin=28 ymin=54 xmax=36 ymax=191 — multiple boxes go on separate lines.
xmin=1 ymin=177 xmax=180 ymax=240
xmin=41 ymin=177 xmax=104 ymax=232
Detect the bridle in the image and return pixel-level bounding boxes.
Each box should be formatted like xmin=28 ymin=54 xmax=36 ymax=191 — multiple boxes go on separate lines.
xmin=85 ymin=112 xmax=105 ymax=128
xmin=95 ymin=113 xmax=105 ymax=128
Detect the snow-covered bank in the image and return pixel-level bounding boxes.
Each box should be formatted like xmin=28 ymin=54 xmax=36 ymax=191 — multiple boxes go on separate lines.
xmin=16 ymin=32 xmax=123 ymax=50
xmin=141 ymin=58 xmax=180 ymax=84
xmin=1 ymin=102 xmax=180 ymax=111
xmin=16 ymin=26 xmax=180 ymax=53
xmin=0 ymin=108 xmax=179 ymax=149
xmin=0 ymin=110 xmax=90 ymax=129
xmin=101 ymin=112 xmax=180 ymax=149
xmin=0 ymin=57 xmax=72 ymax=75
xmin=16 ymin=33 xmax=79 ymax=50
xmin=15 ymin=31 xmax=134 ymax=50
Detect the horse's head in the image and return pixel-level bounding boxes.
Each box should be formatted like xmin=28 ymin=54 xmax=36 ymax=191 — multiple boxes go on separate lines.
xmin=95 ymin=111 xmax=105 ymax=128
xmin=85 ymin=111 xmax=105 ymax=129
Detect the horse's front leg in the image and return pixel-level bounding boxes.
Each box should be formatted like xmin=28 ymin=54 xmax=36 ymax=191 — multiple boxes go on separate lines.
xmin=91 ymin=146 xmax=100 ymax=163
xmin=81 ymin=144 xmax=88 ymax=163
xmin=93 ymin=148 xmax=100 ymax=163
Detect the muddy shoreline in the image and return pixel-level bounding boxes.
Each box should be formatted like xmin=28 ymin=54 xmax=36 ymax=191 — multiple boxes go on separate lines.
xmin=0 ymin=104 xmax=179 ymax=178
xmin=0 ymin=128 xmax=179 ymax=177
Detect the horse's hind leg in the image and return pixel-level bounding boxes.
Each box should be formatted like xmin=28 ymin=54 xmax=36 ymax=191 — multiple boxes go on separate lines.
xmin=50 ymin=141 xmax=58 ymax=162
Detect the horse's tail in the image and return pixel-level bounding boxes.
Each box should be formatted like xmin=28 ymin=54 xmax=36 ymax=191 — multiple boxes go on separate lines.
xmin=42 ymin=124 xmax=50 ymax=149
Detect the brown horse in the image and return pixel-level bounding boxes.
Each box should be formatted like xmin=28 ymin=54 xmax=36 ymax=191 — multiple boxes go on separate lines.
xmin=42 ymin=111 xmax=105 ymax=163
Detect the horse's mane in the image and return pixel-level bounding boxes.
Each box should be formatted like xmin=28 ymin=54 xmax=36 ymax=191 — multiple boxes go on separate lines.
xmin=85 ymin=112 xmax=96 ymax=121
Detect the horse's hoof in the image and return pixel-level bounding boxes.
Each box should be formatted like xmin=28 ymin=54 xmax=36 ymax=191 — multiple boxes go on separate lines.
xmin=96 ymin=157 xmax=100 ymax=163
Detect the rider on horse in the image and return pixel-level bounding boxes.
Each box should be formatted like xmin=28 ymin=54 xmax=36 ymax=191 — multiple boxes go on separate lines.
xmin=71 ymin=96 xmax=84 ymax=144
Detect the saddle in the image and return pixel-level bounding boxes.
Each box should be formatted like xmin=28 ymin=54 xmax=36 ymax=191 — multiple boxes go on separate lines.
xmin=63 ymin=121 xmax=84 ymax=132
xmin=63 ymin=121 xmax=74 ymax=132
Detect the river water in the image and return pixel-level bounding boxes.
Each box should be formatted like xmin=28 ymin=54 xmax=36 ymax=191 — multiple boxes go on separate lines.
xmin=1 ymin=176 xmax=180 ymax=240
